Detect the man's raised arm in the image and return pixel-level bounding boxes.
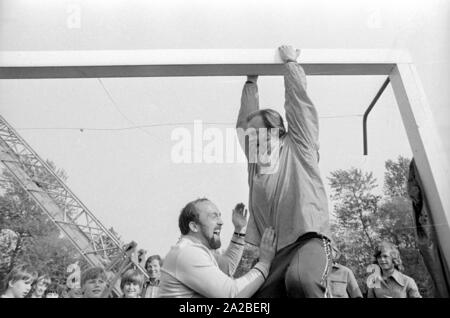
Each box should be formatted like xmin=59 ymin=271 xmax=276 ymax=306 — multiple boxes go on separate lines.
xmin=280 ymin=45 xmax=320 ymax=154
xmin=236 ymin=75 xmax=259 ymax=130
xmin=236 ymin=76 xmax=259 ymax=160
xmin=215 ymin=203 xmax=248 ymax=276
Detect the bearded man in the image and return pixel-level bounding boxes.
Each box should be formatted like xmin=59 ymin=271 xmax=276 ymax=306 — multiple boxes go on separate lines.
xmin=159 ymin=198 xmax=276 ymax=298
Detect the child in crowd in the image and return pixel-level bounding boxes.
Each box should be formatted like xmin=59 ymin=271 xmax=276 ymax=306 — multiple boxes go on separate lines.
xmin=44 ymin=283 xmax=60 ymax=298
xmin=80 ymin=267 xmax=108 ymax=298
xmin=29 ymin=274 xmax=51 ymax=298
xmin=1 ymin=264 xmax=38 ymax=298
xmin=120 ymin=268 xmax=144 ymax=298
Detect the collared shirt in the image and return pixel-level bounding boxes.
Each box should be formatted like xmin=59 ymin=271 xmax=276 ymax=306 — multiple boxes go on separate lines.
xmin=158 ymin=235 xmax=270 ymax=298
xmin=143 ymin=279 xmax=160 ymax=298
xmin=237 ymin=62 xmax=330 ymax=251
xmin=367 ymin=269 xmax=422 ymax=298
xmin=328 ymin=263 xmax=362 ymax=298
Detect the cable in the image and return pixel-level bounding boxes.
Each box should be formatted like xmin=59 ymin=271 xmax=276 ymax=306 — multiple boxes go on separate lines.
xmin=14 ymin=114 xmax=364 ymax=132
xmin=15 ymin=122 xmax=231 ymax=131
xmin=97 ymin=78 xmax=153 ymax=137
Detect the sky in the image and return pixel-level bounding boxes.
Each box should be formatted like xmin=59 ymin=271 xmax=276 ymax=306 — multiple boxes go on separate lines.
xmin=0 ymin=0 xmax=449 ymax=257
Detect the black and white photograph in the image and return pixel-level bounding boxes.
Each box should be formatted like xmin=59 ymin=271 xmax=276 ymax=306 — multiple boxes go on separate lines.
xmin=0 ymin=0 xmax=449 ymax=308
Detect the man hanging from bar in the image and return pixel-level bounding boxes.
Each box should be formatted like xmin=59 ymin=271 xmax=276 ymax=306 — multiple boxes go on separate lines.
xmin=236 ymin=45 xmax=332 ymax=298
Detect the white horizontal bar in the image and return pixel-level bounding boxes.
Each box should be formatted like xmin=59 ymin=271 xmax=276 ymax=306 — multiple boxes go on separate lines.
xmin=0 ymin=49 xmax=412 ymax=78
xmin=0 ymin=49 xmax=413 ymax=66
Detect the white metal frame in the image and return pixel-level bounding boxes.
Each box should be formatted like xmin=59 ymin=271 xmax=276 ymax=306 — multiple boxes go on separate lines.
xmin=0 ymin=49 xmax=410 ymax=77
xmin=1 ymin=48 xmax=449 ymax=267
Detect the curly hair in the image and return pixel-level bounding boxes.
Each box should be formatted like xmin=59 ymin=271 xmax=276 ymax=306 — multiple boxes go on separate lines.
xmin=373 ymin=241 xmax=404 ymax=272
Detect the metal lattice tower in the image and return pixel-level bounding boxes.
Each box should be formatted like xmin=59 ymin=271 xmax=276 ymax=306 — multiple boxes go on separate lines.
xmin=0 ymin=114 xmax=148 ymax=296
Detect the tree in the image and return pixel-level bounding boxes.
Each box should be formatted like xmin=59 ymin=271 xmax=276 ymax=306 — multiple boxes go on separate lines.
xmin=0 ymin=161 xmax=85 ymax=290
xmin=384 ymin=156 xmax=410 ymax=198
xmin=328 ymin=157 xmax=434 ymax=297
xmin=328 ymin=168 xmax=381 ymax=249
xmin=328 ymin=167 xmax=381 ymax=293
xmin=380 ymin=156 xmax=434 ymax=297
xmin=374 ymin=198 xmax=416 ymax=249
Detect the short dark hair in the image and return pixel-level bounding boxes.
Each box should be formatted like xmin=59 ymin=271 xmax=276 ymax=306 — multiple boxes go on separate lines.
xmin=178 ymin=198 xmax=210 ymax=235
xmin=145 ymin=254 xmax=163 ymax=269
xmin=80 ymin=267 xmax=107 ymax=287
xmin=247 ymin=109 xmax=287 ymax=138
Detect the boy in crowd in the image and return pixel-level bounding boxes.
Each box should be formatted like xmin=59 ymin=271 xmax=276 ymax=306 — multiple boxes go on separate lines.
xmin=1 ymin=263 xmax=38 ymax=298
xmin=80 ymin=267 xmax=108 ymax=298
xmin=120 ymin=268 xmax=144 ymax=298
xmin=29 ymin=273 xmax=51 ymax=298
xmin=328 ymin=247 xmax=362 ymax=298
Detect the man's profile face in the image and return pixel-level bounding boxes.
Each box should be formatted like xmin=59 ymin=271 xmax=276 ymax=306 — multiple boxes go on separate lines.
xmin=195 ymin=201 xmax=223 ymax=250
xmin=331 ymin=248 xmax=341 ymax=262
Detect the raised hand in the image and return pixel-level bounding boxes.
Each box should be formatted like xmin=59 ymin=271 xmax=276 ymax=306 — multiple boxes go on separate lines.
xmin=278 ymin=45 xmax=301 ymax=63
xmin=232 ymin=202 xmax=248 ymax=233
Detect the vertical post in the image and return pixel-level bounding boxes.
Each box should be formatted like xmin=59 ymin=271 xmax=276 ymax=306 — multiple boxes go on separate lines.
xmin=390 ymin=63 xmax=450 ymax=267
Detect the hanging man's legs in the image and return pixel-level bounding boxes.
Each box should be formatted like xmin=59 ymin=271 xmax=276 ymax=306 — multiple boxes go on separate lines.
xmin=253 ymin=234 xmax=332 ymax=298
xmin=284 ymin=237 xmax=332 ymax=298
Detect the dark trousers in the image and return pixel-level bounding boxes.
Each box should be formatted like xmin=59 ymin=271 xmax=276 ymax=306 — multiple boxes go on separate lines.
xmin=253 ymin=233 xmax=332 ymax=298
